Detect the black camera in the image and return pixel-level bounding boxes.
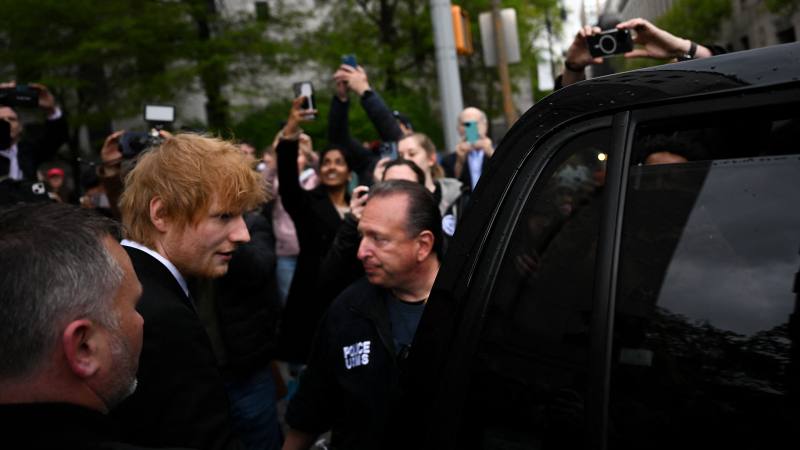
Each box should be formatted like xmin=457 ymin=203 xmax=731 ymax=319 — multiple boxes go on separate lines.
xmin=119 ymin=105 xmax=174 ymax=158
xmin=119 ymin=130 xmax=164 ymax=159
xmin=0 ymin=84 xmax=39 ymax=108
xmin=586 ymin=28 xmax=634 ymax=57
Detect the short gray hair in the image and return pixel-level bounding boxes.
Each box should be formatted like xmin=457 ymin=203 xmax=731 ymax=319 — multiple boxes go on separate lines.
xmin=0 ymin=203 xmax=124 ymax=378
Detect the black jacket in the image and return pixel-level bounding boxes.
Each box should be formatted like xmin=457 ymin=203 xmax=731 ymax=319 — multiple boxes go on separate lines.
xmin=214 ymin=209 xmax=281 ymax=377
xmin=15 ymin=115 xmax=69 ymax=180
xmin=276 ymin=138 xmax=345 ymax=363
xmin=285 ymin=278 xmax=405 ymax=450
xmin=327 ymin=90 xmax=403 ymax=185
xmin=0 ymin=402 xmax=189 ymax=449
xmin=317 ymin=213 xmax=364 ymax=301
xmin=112 ymin=246 xmax=241 ymax=450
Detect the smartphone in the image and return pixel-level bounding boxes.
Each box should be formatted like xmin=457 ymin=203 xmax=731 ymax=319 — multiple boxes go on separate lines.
xmin=144 ymin=105 xmax=175 ymax=123
xmin=0 ymin=84 xmax=39 ymax=108
xmin=586 ymin=28 xmax=633 ymax=58
xmin=379 ymin=141 xmax=398 ymax=160
xmin=293 ymin=81 xmax=316 ymax=119
xmin=464 ymin=121 xmax=479 ymax=144
xmin=342 ymin=54 xmax=358 ymax=68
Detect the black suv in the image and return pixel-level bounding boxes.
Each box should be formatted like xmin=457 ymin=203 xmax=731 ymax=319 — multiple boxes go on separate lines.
xmin=402 ymin=43 xmax=800 ymax=449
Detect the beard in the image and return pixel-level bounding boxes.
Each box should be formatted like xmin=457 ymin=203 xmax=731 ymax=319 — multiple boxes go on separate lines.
xmin=102 ymin=330 xmax=139 ymax=409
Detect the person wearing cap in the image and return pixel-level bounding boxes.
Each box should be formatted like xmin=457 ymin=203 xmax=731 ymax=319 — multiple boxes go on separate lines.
xmin=45 ymin=166 xmax=67 ymax=202
xmin=329 ymin=64 xmax=408 ymax=185
xmin=0 ymin=82 xmax=69 ymax=182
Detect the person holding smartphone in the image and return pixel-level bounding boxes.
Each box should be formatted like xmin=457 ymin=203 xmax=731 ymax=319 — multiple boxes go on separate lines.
xmin=0 ymin=81 xmax=68 ymax=182
xmin=328 ymin=60 xmax=407 ymax=185
xmin=441 ymin=106 xmax=494 ymax=192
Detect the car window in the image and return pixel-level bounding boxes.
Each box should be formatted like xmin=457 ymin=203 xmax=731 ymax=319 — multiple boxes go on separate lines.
xmin=453 ymin=128 xmax=611 ymax=449
xmin=610 ymin=111 xmax=800 ymax=449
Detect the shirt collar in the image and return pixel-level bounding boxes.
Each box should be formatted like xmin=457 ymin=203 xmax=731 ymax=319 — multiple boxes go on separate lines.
xmin=121 ymin=239 xmax=190 ymax=298
xmin=0 ymin=143 xmax=22 ymax=180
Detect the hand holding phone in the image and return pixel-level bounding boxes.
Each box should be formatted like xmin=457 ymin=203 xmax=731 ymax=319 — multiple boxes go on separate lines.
xmin=350 ymin=185 xmax=370 ymax=220
xmin=292 ymin=81 xmax=316 ymax=120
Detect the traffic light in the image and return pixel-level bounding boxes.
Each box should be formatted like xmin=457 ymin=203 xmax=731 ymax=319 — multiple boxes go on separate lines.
xmin=452 ymin=5 xmax=474 ymax=56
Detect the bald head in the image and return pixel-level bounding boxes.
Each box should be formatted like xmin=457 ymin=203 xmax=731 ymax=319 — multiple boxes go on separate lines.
xmin=458 ymin=107 xmax=488 ymax=137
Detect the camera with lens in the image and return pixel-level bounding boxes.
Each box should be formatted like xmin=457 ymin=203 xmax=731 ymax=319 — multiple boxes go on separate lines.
xmin=0 ymin=84 xmax=39 ymax=108
xmin=120 ymin=105 xmax=175 ymax=158
xmin=1 ymin=84 xmax=40 ymax=149
xmin=586 ymin=28 xmax=634 ymax=57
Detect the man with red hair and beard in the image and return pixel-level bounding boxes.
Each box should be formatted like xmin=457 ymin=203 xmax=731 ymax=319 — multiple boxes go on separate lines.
xmin=114 ymin=133 xmax=266 ymax=450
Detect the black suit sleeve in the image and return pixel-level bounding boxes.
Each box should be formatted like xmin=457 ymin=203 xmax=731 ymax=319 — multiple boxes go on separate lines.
xmin=327 ymin=95 xmax=377 ymax=181
xmin=318 ymin=213 xmax=363 ymax=300
xmin=285 ymin=310 xmax=337 ymax=435
xmin=114 ymin=287 xmax=242 ymax=450
xmin=112 ymin=249 xmax=243 ymax=450
xmin=277 ymin=138 xmax=316 ymax=231
xmin=360 ymin=90 xmax=403 ymax=143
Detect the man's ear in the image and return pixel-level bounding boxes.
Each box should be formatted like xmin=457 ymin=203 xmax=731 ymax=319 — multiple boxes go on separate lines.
xmin=62 ymin=319 xmax=102 ymax=379
xmin=415 ymin=230 xmax=435 ymax=262
xmin=149 ymin=197 xmax=169 ymax=233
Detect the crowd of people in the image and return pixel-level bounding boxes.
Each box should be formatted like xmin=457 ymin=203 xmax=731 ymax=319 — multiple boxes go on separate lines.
xmin=0 ymin=17 xmax=721 ymax=450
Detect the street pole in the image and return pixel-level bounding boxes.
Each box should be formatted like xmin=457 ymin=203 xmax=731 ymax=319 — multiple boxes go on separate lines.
xmin=491 ymin=0 xmax=518 ymax=128
xmin=430 ymin=0 xmax=464 ymax=153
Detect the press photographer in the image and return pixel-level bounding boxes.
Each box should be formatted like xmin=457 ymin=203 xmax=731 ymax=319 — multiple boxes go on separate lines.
xmin=94 ymin=105 xmax=175 ymax=219
xmin=0 ymin=81 xmax=68 ymax=181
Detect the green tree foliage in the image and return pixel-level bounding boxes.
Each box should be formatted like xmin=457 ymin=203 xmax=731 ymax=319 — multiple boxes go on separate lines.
xmin=620 ymin=0 xmax=731 ymax=72
xmin=0 ymin=0 xmax=299 ymax=153
xmin=656 ymin=0 xmax=731 ymax=44
xmin=244 ymin=0 xmax=561 ymax=152
xmin=0 ymin=0 xmax=561 ymax=157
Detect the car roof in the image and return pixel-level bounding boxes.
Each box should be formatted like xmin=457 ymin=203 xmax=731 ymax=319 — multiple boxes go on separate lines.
xmin=540 ymin=42 xmax=800 ymax=133
xmin=441 ymin=42 xmax=800 ymax=288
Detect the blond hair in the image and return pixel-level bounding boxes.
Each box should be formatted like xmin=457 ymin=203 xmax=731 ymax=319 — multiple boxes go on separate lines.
xmin=120 ymin=133 xmax=266 ymax=247
xmin=405 ymin=132 xmax=445 ymax=179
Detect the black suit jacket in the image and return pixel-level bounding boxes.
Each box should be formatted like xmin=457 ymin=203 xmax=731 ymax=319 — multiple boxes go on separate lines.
xmin=111 ymin=246 xmax=242 ymax=450
xmin=1 ymin=402 xmax=181 ymax=450
xmin=15 ymin=115 xmax=69 ymax=180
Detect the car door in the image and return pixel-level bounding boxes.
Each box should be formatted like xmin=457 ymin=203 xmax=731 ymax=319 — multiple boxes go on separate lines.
xmin=607 ymin=89 xmax=800 ymax=450
xmin=405 ymin=115 xmax=619 ymax=450
xmin=405 ymin=84 xmax=800 ymax=450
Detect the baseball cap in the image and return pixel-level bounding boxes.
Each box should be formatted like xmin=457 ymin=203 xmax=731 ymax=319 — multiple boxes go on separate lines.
xmin=47 ymin=167 xmax=65 ymax=178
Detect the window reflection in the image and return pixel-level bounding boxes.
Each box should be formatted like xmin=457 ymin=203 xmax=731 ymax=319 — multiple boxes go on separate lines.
xmin=456 ymin=129 xmax=610 ymax=449
xmin=611 ymin=112 xmax=800 ymax=449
